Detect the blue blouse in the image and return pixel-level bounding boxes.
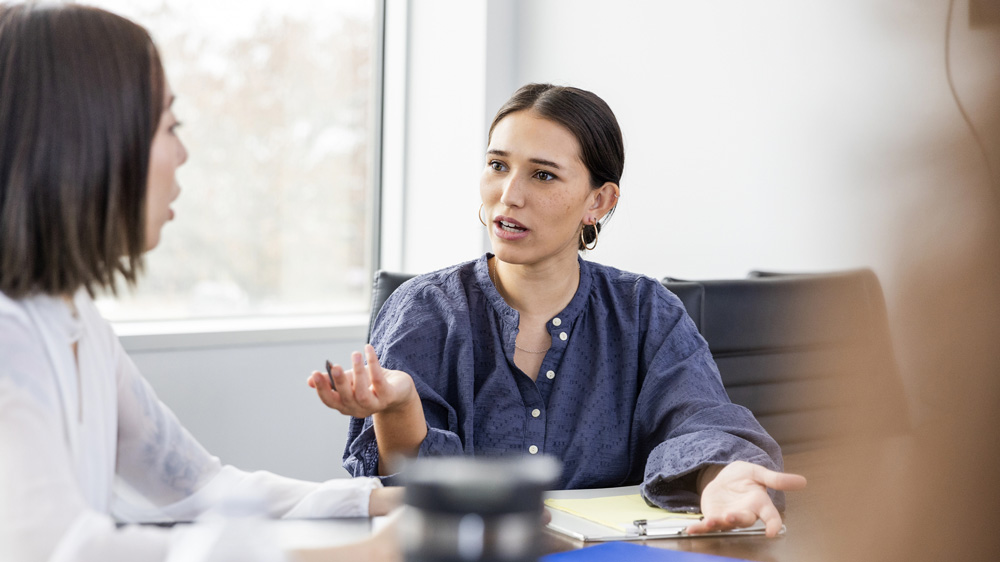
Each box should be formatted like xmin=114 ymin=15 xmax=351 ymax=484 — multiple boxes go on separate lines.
xmin=344 ymin=254 xmax=783 ymax=508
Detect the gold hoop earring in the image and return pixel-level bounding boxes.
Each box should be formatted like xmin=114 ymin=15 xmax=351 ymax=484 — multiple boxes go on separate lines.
xmin=581 ymin=222 xmax=599 ymax=251
xmin=479 ymin=204 xmax=488 ymax=227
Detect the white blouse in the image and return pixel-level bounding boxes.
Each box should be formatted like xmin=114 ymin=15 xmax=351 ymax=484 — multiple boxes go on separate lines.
xmin=0 ymin=290 xmax=380 ymax=561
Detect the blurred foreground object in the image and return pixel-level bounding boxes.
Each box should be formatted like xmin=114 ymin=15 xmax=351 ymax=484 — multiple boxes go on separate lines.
xmin=401 ymin=456 xmax=561 ymax=562
xmin=813 ymin=11 xmax=1000 ymax=558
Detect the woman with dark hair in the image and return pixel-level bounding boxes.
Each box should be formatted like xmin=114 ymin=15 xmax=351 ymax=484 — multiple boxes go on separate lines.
xmin=0 ymin=4 xmax=399 ymax=561
xmin=311 ymin=83 xmax=805 ymax=536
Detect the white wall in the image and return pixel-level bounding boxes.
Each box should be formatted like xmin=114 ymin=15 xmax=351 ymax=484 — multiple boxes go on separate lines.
xmin=514 ymin=0 xmax=998 ymax=283
xmin=393 ymin=0 xmax=491 ymax=273
xmin=391 ymin=0 xmax=1000 ymax=304
xmin=397 ymin=0 xmax=1000 ymax=418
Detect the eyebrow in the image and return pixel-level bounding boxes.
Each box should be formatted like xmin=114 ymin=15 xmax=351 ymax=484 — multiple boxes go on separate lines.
xmin=486 ymin=149 xmax=563 ymax=170
xmin=165 ymin=94 xmax=176 ymax=110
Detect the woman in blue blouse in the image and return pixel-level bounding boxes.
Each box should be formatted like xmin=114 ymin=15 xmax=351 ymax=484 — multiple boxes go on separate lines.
xmin=309 ymin=83 xmax=806 ymax=536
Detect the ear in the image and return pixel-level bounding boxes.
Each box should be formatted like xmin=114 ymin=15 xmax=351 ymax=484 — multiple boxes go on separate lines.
xmin=587 ymin=182 xmax=620 ymax=222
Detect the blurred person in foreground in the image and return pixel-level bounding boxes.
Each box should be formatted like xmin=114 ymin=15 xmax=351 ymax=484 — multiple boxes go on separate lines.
xmin=836 ymin=120 xmax=1000 ymax=559
xmin=0 ymin=4 xmax=401 ymax=561
xmin=800 ymin=61 xmax=1000 ymax=562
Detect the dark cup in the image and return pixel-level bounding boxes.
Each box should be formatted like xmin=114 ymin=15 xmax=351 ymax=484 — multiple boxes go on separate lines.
xmin=400 ymin=455 xmax=561 ymax=562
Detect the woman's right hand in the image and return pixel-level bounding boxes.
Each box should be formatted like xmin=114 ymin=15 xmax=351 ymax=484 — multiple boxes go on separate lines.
xmin=307 ymin=344 xmax=417 ymax=419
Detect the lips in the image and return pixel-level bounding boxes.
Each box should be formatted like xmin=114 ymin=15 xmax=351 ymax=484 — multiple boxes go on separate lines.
xmin=495 ymin=215 xmax=527 ymax=230
xmin=498 ymin=220 xmax=526 ymax=233
xmin=493 ymin=215 xmax=529 ymax=241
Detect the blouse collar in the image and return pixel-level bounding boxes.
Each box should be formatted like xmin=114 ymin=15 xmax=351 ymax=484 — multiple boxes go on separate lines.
xmin=474 ymin=253 xmax=594 ymax=329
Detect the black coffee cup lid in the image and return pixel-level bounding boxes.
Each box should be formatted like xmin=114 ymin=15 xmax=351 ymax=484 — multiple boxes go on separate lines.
xmin=402 ymin=455 xmax=561 ymax=515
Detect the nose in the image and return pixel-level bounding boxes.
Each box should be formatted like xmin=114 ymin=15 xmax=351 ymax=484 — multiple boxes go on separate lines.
xmin=499 ymin=173 xmax=524 ymax=208
xmin=177 ymin=137 xmax=189 ymax=166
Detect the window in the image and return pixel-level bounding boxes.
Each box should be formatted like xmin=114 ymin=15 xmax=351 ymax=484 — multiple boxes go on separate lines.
xmin=88 ymin=0 xmax=381 ymax=322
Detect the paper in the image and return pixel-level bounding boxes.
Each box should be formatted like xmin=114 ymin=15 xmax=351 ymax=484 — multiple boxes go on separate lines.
xmin=545 ymin=494 xmax=701 ymax=533
xmin=544 ymin=486 xmax=777 ymax=541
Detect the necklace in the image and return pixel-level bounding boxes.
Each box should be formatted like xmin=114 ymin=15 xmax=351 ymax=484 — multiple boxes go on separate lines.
xmin=489 ymin=257 xmax=553 ymax=355
xmin=515 ymin=342 xmax=550 ymax=354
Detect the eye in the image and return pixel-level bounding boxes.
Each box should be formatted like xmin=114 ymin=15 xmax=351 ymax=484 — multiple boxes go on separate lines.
xmin=488 ymin=160 xmax=507 ymax=172
xmin=169 ymin=121 xmax=183 ymax=134
xmin=533 ymin=170 xmax=556 ymax=182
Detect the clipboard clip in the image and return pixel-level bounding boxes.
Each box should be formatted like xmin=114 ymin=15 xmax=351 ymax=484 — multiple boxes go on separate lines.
xmin=628 ymin=514 xmax=702 ymax=538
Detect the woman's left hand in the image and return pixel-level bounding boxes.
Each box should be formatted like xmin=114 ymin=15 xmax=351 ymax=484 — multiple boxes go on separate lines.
xmin=684 ymin=461 xmax=807 ymax=538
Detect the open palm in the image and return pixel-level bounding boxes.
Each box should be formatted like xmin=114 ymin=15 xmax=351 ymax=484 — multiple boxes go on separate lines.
xmin=686 ymin=461 xmax=807 ymax=538
xmin=308 ymin=344 xmax=415 ymax=419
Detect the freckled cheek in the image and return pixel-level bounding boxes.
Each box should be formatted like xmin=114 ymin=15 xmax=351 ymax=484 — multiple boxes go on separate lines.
xmin=555 ymin=201 xmax=584 ymax=232
xmin=548 ymin=198 xmax=576 ymax=219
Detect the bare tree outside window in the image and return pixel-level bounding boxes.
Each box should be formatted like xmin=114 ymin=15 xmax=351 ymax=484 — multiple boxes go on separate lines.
xmin=88 ymin=0 xmax=378 ymax=321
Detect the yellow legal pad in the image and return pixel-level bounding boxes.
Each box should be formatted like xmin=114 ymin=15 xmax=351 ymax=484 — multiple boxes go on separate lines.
xmin=544 ymin=494 xmax=702 ymax=532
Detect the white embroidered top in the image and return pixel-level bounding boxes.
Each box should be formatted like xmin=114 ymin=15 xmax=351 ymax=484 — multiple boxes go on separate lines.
xmin=0 ymin=289 xmax=379 ymax=561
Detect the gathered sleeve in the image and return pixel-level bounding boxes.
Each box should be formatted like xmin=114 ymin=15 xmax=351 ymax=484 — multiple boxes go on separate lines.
xmin=631 ymin=286 xmax=783 ymax=510
xmin=113 ymin=349 xmax=381 ymax=524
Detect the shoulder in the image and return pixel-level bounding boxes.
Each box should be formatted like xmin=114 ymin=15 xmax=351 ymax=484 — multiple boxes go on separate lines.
xmin=585 ymin=260 xmax=686 ymax=314
xmin=585 ymin=264 xmax=708 ymax=366
xmin=383 ymin=258 xmax=481 ymax=313
xmin=373 ymin=258 xmax=482 ymax=340
xmin=371 ymin=260 xmax=484 ymax=368
xmin=0 ymin=291 xmax=34 ymax=333
xmin=583 ymin=261 xmax=700 ymax=355
xmin=0 ymin=291 xmax=54 ymax=352
xmin=0 ymin=293 xmax=56 ymax=395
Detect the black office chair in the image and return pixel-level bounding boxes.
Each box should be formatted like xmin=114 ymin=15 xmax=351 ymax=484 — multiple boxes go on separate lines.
xmin=661 ymin=269 xmax=907 ymax=454
xmin=660 ymin=280 xmax=705 ymax=332
xmin=367 ymin=270 xmax=417 ymax=342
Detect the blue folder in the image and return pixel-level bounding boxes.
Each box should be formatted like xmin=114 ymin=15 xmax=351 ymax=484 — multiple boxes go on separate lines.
xmin=541 ymin=542 xmax=753 ymax=562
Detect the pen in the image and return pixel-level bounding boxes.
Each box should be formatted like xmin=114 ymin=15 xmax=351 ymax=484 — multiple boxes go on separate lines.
xmin=325 ymin=360 xmax=336 ymax=391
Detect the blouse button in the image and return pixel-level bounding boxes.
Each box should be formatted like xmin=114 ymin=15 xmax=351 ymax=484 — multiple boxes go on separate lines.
xmin=545 ymin=370 xmax=555 ymax=380
xmin=531 ymin=408 xmax=541 ymax=418
xmin=528 ymin=445 xmax=539 ymax=455
xmin=559 ymin=332 xmax=568 ymax=341
xmin=552 ymin=317 xmax=562 ymax=327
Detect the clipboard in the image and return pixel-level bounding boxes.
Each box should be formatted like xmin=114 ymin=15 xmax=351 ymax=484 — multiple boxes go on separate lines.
xmin=544 ymin=485 xmax=783 ymax=542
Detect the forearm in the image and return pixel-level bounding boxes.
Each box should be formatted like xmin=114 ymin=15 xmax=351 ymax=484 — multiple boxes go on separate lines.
xmin=373 ymin=387 xmax=428 ymax=476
